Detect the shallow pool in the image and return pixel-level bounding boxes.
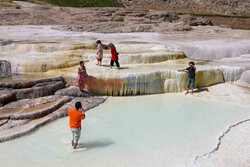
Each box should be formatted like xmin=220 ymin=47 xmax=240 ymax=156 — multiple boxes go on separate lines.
xmin=0 ymin=94 xmax=249 ymax=167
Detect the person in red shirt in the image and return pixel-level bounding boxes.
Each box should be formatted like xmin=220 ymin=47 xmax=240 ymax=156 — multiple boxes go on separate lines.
xmin=108 ymin=43 xmax=120 ymax=70
xmin=68 ymin=102 xmax=86 ymax=149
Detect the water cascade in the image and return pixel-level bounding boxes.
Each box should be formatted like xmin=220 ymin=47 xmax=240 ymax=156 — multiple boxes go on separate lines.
xmin=0 ymin=30 xmax=249 ymax=95
xmin=165 ymin=39 xmax=250 ymax=61
xmin=0 ymin=60 xmax=11 ymax=76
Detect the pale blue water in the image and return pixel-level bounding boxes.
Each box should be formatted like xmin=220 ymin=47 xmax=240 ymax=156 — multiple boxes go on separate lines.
xmin=0 ymin=94 xmax=249 ymax=167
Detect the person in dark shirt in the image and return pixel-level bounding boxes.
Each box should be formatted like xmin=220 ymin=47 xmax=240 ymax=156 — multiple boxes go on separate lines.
xmin=178 ymin=62 xmax=196 ymax=95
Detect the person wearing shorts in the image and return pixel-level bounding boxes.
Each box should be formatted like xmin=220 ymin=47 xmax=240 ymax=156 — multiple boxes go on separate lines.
xmin=178 ymin=62 xmax=196 ymax=95
xmin=68 ymin=102 xmax=85 ymax=149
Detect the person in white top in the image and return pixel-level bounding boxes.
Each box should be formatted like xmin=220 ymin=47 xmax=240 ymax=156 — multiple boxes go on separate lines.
xmin=96 ymin=40 xmax=103 ymax=66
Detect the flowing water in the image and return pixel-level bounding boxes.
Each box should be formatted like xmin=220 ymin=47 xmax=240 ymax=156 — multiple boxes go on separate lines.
xmin=1 ymin=25 xmax=250 ymax=92
xmin=0 ymin=94 xmax=249 ymax=167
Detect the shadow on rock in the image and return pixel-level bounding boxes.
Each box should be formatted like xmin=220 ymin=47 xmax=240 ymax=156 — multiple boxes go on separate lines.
xmin=193 ymin=87 xmax=209 ymax=93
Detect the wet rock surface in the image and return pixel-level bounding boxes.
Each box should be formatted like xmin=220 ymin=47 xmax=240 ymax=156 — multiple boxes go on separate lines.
xmin=0 ymin=77 xmax=107 ymax=142
xmin=0 ymin=60 xmax=11 ymax=76
xmin=0 ymin=77 xmax=67 ymax=106
xmin=55 ymin=86 xmax=93 ymax=97
xmin=236 ymin=70 xmax=250 ymax=87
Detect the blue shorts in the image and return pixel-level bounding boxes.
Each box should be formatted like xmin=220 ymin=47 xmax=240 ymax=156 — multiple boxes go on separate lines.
xmin=187 ymin=78 xmax=195 ymax=89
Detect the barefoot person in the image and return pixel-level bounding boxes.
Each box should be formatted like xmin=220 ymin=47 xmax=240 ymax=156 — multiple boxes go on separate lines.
xmin=68 ymin=102 xmax=86 ymax=149
xmin=108 ymin=43 xmax=120 ymax=70
xmin=77 ymin=61 xmax=88 ymax=92
xmin=96 ymin=40 xmax=103 ymax=66
xmin=178 ymin=62 xmax=196 ymax=95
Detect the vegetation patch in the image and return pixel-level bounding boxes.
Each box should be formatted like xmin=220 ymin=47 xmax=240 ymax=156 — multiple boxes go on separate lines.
xmin=0 ymin=0 xmax=21 ymax=8
xmin=114 ymin=17 xmax=124 ymax=22
xmin=15 ymin=0 xmax=124 ymax=7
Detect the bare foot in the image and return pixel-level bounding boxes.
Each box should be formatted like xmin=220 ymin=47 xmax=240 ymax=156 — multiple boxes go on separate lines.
xmin=185 ymin=92 xmax=188 ymax=95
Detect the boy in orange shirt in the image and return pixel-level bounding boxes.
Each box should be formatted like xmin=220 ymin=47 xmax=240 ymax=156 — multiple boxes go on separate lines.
xmin=68 ymin=102 xmax=85 ymax=149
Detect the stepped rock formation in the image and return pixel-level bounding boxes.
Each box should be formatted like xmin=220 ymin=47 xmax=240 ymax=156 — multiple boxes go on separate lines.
xmin=0 ymin=77 xmax=107 ymax=142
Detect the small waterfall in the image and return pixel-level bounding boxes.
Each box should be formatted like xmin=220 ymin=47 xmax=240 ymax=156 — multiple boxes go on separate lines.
xmin=83 ymin=68 xmax=225 ymax=96
xmin=85 ymin=51 xmax=185 ymax=64
xmin=221 ymin=66 xmax=243 ymax=82
xmin=0 ymin=60 xmax=12 ymax=76
xmin=234 ymin=70 xmax=250 ymax=87
xmin=165 ymin=39 xmax=250 ymax=61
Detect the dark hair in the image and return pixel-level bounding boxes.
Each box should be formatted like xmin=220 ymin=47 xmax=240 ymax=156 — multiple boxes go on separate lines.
xmin=189 ymin=61 xmax=195 ymax=66
xmin=96 ymin=40 xmax=102 ymax=44
xmin=80 ymin=61 xmax=84 ymax=65
xmin=75 ymin=102 xmax=82 ymax=110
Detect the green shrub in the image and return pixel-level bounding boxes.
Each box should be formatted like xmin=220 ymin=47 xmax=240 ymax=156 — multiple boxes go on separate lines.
xmin=114 ymin=17 xmax=124 ymax=22
xmin=46 ymin=0 xmax=124 ymax=7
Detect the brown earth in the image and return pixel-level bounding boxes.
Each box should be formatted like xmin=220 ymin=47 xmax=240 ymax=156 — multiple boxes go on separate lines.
xmin=119 ymin=0 xmax=250 ymax=17
xmin=0 ymin=2 xmax=212 ymax=32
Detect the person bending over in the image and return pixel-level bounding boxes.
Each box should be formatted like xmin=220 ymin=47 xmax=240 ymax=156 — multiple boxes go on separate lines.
xmin=178 ymin=62 xmax=196 ymax=95
xmin=68 ymin=102 xmax=86 ymax=149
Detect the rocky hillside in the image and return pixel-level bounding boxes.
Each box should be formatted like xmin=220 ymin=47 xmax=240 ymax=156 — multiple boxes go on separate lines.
xmin=0 ymin=0 xmax=249 ymax=30
xmin=119 ymin=0 xmax=250 ymax=17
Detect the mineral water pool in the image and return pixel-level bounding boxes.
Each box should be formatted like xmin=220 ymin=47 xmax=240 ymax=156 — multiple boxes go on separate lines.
xmin=0 ymin=94 xmax=249 ymax=167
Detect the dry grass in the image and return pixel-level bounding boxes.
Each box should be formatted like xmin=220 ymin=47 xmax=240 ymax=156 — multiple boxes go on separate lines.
xmin=0 ymin=1 xmax=21 ymax=8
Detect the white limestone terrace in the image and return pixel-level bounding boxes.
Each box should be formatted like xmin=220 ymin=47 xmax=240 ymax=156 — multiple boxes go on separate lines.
xmin=1 ymin=25 xmax=250 ymax=61
xmin=0 ymin=25 xmax=250 ymax=91
xmin=0 ymin=25 xmax=250 ymax=167
xmin=42 ymin=60 xmax=242 ymax=95
xmin=1 ymin=25 xmax=250 ymax=62
xmin=0 ymin=25 xmax=250 ymax=58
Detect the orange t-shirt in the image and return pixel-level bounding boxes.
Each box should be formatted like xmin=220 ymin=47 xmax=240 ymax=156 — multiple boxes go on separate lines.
xmin=68 ymin=108 xmax=85 ymax=129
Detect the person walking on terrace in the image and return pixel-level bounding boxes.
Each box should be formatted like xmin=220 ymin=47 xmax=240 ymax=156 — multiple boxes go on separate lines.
xmin=96 ymin=40 xmax=103 ymax=66
xmin=77 ymin=61 xmax=88 ymax=92
xmin=178 ymin=62 xmax=196 ymax=95
xmin=68 ymin=102 xmax=86 ymax=149
xmin=108 ymin=43 xmax=120 ymax=70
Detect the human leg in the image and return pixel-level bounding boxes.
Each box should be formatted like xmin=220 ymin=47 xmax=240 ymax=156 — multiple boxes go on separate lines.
xmin=115 ymin=60 xmax=120 ymax=69
xmin=191 ymin=78 xmax=195 ymax=94
xmin=110 ymin=60 xmax=114 ymax=68
xmin=71 ymin=128 xmax=81 ymax=149
xmin=186 ymin=78 xmax=191 ymax=95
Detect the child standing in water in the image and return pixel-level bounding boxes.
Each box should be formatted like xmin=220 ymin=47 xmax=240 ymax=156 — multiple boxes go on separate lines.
xmin=77 ymin=61 xmax=88 ymax=92
xmin=68 ymin=102 xmax=85 ymax=149
xmin=178 ymin=62 xmax=196 ymax=95
xmin=96 ymin=40 xmax=103 ymax=66
xmin=108 ymin=43 xmax=120 ymax=70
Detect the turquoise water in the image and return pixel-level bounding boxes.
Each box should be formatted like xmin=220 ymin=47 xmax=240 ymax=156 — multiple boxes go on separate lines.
xmin=0 ymin=94 xmax=249 ymax=167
